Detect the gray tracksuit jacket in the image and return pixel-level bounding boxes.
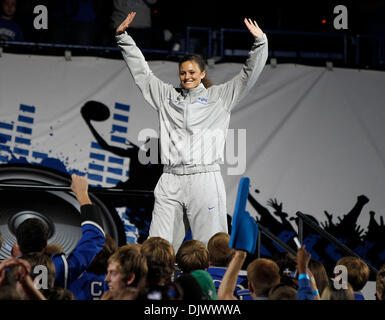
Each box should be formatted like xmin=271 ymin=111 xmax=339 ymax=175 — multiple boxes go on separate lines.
xmin=116 ymin=32 xmax=268 ymax=175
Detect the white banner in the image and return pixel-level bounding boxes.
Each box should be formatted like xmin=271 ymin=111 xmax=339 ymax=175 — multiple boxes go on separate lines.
xmin=1 ymin=52 xmax=385 ymax=235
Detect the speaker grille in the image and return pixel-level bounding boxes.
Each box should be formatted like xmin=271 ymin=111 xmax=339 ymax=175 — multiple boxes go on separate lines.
xmin=0 ymin=164 xmax=125 ymax=260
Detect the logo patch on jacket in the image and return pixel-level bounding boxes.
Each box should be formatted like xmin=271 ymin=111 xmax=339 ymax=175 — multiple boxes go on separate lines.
xmin=197 ymin=97 xmax=208 ymax=104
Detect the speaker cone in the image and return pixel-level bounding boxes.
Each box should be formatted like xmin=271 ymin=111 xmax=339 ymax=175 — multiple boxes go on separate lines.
xmin=0 ymin=164 xmax=125 ymax=260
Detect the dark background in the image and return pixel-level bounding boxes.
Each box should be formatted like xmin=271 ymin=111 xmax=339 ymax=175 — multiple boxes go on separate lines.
xmin=155 ymin=0 xmax=382 ymax=34
xmin=3 ymin=0 xmax=382 ymax=68
xmin=7 ymin=0 xmax=385 ymax=43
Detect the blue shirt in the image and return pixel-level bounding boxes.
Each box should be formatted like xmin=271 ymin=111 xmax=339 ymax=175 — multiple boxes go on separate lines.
xmin=52 ymin=205 xmax=106 ymax=289
xmin=354 ymin=292 xmax=365 ymax=300
xmin=69 ymin=272 xmax=108 ymax=300
xmin=235 ymin=288 xmax=254 ymax=300
xmin=297 ymin=275 xmax=314 ymax=300
xmin=0 ymin=17 xmax=24 ymax=41
xmin=207 ymin=266 xmax=248 ymax=296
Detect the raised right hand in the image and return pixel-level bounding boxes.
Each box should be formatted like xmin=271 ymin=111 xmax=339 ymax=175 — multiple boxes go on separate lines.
xmin=116 ymin=12 xmax=137 ymax=36
xmin=70 ymin=174 xmax=91 ymax=206
xmin=297 ymin=245 xmax=311 ymax=274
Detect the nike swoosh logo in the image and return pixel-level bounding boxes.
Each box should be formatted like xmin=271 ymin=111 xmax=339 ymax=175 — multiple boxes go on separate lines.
xmin=208 ymin=207 xmax=215 ymax=210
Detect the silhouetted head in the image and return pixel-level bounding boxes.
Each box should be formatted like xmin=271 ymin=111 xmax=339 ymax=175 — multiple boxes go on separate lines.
xmin=87 ymin=234 xmax=118 ymax=275
xmin=175 ymin=273 xmax=204 ymax=300
xmin=268 ymin=281 xmax=297 ymax=300
xmin=81 ymin=101 xmax=110 ymax=122
xmin=16 ymin=218 xmax=49 ymax=254
xmin=179 ymin=54 xmax=212 ymax=89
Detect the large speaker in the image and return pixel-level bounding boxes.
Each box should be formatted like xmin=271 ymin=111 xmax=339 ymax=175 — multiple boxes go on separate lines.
xmin=0 ymin=164 xmax=126 ymax=260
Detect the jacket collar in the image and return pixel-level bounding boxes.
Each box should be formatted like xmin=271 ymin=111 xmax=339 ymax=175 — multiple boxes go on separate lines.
xmin=181 ymin=83 xmax=206 ymax=96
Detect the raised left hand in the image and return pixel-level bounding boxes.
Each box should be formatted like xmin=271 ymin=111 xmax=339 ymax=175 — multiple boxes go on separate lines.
xmin=116 ymin=12 xmax=137 ymax=36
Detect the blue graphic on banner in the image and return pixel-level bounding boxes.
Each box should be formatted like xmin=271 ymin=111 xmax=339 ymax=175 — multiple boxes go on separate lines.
xmin=116 ymin=207 xmax=139 ymax=244
xmin=0 ymin=102 xmax=139 ymax=244
xmin=0 ymin=102 xmax=130 ymax=182
xmin=86 ymin=103 xmax=131 ymax=187
xmin=0 ymin=104 xmax=34 ymax=162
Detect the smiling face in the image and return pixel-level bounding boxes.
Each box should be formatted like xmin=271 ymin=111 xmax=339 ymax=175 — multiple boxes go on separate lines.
xmin=179 ymin=60 xmax=206 ymax=90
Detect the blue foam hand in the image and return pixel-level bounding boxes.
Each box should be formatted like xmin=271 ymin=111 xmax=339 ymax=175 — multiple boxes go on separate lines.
xmin=229 ymin=177 xmax=259 ymax=254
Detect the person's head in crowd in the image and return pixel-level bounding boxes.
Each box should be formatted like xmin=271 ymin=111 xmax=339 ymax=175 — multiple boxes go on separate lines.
xmin=308 ymin=259 xmax=329 ymax=296
xmin=0 ymin=258 xmax=22 ymax=300
xmin=176 ymin=240 xmax=209 ymax=273
xmin=207 ymin=232 xmax=235 ymax=267
xmin=119 ymin=243 xmax=142 ymax=251
xmin=21 ymin=252 xmax=56 ymax=289
xmin=44 ymin=243 xmax=64 ymax=257
xmin=1 ymin=0 xmax=17 ymax=19
xmin=15 ymin=218 xmax=49 ymax=254
xmin=268 ymin=281 xmax=297 ymax=300
xmin=87 ymin=234 xmax=118 ymax=275
xmin=336 ymin=256 xmax=370 ymax=293
xmin=174 ymin=273 xmax=204 ymax=300
xmin=1 ymin=256 xmax=46 ymax=300
xmin=102 ymin=286 xmax=140 ymax=300
xmin=42 ymin=287 xmax=75 ymax=300
xmin=376 ymin=264 xmax=385 ymax=300
xmin=273 ymin=252 xmax=298 ymax=281
xmin=105 ymin=244 xmax=148 ymax=294
xmin=247 ymin=258 xmax=280 ymax=299
xmin=321 ymin=282 xmax=355 ymax=300
xmin=190 ymin=269 xmax=218 ymax=300
xmin=0 ymin=285 xmax=23 ymax=300
xmin=141 ymin=237 xmax=175 ymax=286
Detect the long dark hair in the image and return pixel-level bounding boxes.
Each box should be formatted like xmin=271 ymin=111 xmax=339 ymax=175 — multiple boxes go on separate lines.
xmin=179 ymin=54 xmax=213 ymax=88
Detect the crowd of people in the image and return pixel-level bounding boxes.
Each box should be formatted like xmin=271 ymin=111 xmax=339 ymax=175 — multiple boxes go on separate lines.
xmin=0 ymin=174 xmax=384 ymax=301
